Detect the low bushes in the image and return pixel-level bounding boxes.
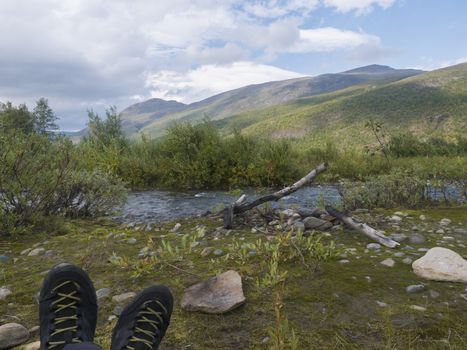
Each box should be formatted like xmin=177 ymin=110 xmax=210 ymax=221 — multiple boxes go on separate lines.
xmin=339 ymin=169 xmax=465 ymax=210
xmin=0 ymin=102 xmax=127 ymax=235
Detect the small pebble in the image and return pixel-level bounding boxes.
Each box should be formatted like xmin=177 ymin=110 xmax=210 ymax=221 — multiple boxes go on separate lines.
xmin=376 ymin=301 xmax=388 ymax=307
xmin=366 ymin=243 xmax=381 ymax=250
xmin=380 ymin=258 xmax=395 ymax=267
xmin=406 ymin=284 xmax=425 ymax=294
xmin=213 ymin=249 xmax=224 ymax=256
xmin=410 ymin=305 xmax=427 ymax=312
xmin=402 ymin=257 xmax=413 ymax=265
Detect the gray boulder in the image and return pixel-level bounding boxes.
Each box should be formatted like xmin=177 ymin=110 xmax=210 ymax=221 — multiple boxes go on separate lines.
xmin=412 ymin=247 xmax=467 ymax=283
xmin=0 ymin=323 xmax=29 ymax=349
xmin=181 ymin=270 xmax=245 ymax=314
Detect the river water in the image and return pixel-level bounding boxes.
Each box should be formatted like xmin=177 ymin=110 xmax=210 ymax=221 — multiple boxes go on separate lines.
xmin=114 ymin=185 xmax=341 ymax=224
xmin=114 ymin=183 xmax=465 ymax=224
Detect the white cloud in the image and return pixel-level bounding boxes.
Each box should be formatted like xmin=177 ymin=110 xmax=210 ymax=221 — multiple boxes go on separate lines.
xmin=323 ymin=0 xmax=396 ymax=14
xmin=411 ymin=56 xmax=467 ymax=71
xmin=0 ymin=0 xmax=392 ymax=129
xmin=292 ymin=27 xmax=381 ymax=52
xmin=145 ymin=61 xmax=304 ymax=103
xmin=242 ymin=0 xmax=320 ymax=18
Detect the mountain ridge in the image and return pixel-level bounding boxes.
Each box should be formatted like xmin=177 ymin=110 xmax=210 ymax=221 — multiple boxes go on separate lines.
xmin=115 ymin=64 xmax=424 ymax=137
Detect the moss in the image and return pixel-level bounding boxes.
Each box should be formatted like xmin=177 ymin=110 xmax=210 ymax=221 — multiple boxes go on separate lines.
xmin=2 ymin=207 xmax=466 ymax=349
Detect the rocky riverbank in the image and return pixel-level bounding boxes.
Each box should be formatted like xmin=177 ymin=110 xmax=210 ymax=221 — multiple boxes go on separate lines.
xmin=1 ymin=207 xmax=466 ymax=349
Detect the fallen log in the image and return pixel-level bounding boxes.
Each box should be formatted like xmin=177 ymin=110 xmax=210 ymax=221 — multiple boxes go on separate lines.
xmin=325 ymin=206 xmax=399 ymax=248
xmin=221 ymin=163 xmax=328 ymax=229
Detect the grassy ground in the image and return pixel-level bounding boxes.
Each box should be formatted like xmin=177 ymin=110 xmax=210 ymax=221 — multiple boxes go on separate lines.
xmin=1 ymin=207 xmax=466 ymax=349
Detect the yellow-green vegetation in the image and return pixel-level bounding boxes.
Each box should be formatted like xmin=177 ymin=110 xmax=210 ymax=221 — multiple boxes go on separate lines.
xmin=0 ymin=101 xmax=127 ymax=235
xmin=220 ymin=63 xmax=467 ymax=144
xmin=2 ymin=207 xmax=466 ymax=349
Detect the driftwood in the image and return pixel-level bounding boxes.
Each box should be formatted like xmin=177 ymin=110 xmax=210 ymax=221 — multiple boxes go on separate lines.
xmin=325 ymin=206 xmax=399 ymax=248
xmin=222 ymin=163 xmax=328 ymax=229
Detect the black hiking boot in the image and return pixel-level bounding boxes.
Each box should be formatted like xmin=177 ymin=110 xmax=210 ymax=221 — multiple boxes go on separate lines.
xmin=110 ymin=285 xmax=173 ymax=350
xmin=39 ymin=264 xmax=98 ymax=350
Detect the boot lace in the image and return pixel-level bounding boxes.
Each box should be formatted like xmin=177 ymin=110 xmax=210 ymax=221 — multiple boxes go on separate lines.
xmin=126 ymin=300 xmax=168 ymax=350
xmin=48 ymin=280 xmax=82 ymax=349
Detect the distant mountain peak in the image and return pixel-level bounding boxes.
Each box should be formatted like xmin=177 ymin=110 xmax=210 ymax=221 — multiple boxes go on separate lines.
xmin=343 ymin=64 xmax=396 ymax=74
xmin=121 ymin=98 xmax=186 ymax=115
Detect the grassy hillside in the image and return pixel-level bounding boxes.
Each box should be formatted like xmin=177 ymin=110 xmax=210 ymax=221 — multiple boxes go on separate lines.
xmin=215 ymin=63 xmax=467 ymax=147
xmin=137 ymin=65 xmax=422 ymax=138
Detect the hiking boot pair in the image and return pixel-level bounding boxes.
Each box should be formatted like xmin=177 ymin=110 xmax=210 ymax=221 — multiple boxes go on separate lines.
xmin=39 ymin=264 xmax=173 ymax=350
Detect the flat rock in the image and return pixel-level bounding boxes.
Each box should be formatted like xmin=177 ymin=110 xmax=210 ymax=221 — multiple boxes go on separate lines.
xmin=0 ymin=323 xmax=29 ymax=349
xmin=303 ymin=216 xmax=332 ymax=230
xmin=112 ymin=292 xmax=136 ymax=303
xmin=412 ymin=247 xmax=467 ymax=283
xmin=380 ymin=258 xmax=395 ymax=267
xmin=390 ymin=215 xmax=402 ymax=222
xmin=28 ymin=248 xmax=45 ymax=256
xmin=181 ymin=270 xmax=245 ymax=314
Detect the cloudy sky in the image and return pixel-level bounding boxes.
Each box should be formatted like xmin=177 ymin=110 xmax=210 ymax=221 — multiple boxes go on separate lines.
xmin=1 ymin=0 xmax=466 ymax=130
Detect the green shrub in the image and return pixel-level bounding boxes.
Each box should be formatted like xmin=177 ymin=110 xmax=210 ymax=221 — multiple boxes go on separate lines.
xmin=0 ymin=129 xmax=126 ymax=235
xmin=389 ymin=132 xmax=467 ymax=157
xmin=339 ymin=169 xmax=463 ymax=209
